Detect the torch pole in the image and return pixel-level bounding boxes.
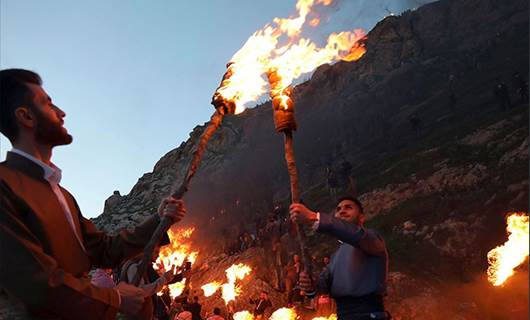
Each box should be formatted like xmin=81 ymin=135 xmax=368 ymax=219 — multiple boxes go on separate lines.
xmin=132 ymin=110 xmax=225 ymax=286
xmin=132 ymin=63 xmax=238 ymax=286
xmin=267 ymin=69 xmax=312 ymax=278
xmin=283 ymin=130 xmax=312 ymax=277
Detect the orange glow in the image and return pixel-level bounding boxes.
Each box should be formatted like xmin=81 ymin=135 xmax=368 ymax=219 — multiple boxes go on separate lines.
xmin=233 ymin=311 xmax=254 ymax=320
xmin=214 ymin=0 xmax=366 ymax=113
xmin=153 ymin=227 xmax=198 ymax=299
xmin=312 ymin=315 xmax=337 ymax=320
xmin=270 ymin=308 xmax=298 ymax=320
xmin=221 ymin=263 xmax=252 ymax=304
xmin=154 ymin=227 xmax=198 ymax=272
xmin=167 ymin=279 xmax=186 ymax=298
xmin=309 ymin=18 xmax=321 ymax=27
xmin=201 ymin=281 xmax=222 ymax=297
xmin=487 ymin=212 xmax=529 ymax=286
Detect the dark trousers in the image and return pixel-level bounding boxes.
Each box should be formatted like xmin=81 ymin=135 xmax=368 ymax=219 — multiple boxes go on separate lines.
xmin=335 ymin=293 xmax=387 ymax=320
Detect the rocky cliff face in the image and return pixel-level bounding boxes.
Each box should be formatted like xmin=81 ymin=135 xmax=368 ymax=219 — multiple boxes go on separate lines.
xmin=92 ymin=0 xmax=529 ymax=318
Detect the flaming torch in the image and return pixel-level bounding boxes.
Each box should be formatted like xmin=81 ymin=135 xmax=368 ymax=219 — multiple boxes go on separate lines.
xmin=132 ymin=67 xmax=237 ymax=286
xmin=267 ymin=69 xmax=313 ymax=277
xmin=487 ymin=212 xmax=529 ymax=286
xmin=134 ymin=0 xmax=367 ymax=286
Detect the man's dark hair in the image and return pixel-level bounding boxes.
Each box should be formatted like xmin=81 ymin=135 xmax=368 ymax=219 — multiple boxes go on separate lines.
xmin=336 ymin=195 xmax=364 ymax=214
xmin=213 ymin=307 xmax=221 ymax=315
xmin=0 ymin=69 xmax=42 ymax=142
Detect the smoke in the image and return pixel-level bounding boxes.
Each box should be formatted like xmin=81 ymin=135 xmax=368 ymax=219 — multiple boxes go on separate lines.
xmin=436 ymin=270 xmax=529 ymax=319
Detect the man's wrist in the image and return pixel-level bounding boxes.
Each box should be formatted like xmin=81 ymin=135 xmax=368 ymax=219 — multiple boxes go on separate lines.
xmin=311 ymin=212 xmax=320 ymax=231
xmin=114 ymin=288 xmax=122 ymax=308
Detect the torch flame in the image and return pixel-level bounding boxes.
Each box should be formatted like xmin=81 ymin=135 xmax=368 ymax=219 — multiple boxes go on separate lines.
xmin=221 ymin=263 xmax=252 ymax=304
xmin=312 ymin=315 xmax=337 ymax=320
xmin=269 ymin=307 xmax=298 ymax=320
xmin=233 ymin=311 xmax=254 ymax=320
xmin=215 ymin=0 xmax=366 ymax=113
xmin=225 ymin=263 xmax=252 ymax=283
xmin=201 ymin=281 xmax=222 ymax=297
xmin=487 ymin=212 xmax=529 ymax=286
xmin=154 ymin=227 xmax=198 ymax=273
xmin=167 ymin=278 xmax=186 ymax=298
xmin=153 ymin=227 xmax=198 ymax=299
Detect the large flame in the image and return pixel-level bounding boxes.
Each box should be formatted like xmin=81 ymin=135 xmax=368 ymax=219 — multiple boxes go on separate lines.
xmin=154 ymin=227 xmax=198 ymax=272
xmin=312 ymin=315 xmax=337 ymax=320
xmin=269 ymin=307 xmax=298 ymax=320
xmin=221 ymin=263 xmax=252 ymax=304
xmin=201 ymin=281 xmax=222 ymax=297
xmin=487 ymin=212 xmax=529 ymax=286
xmin=153 ymin=227 xmax=199 ymax=299
xmin=233 ymin=310 xmax=254 ymax=320
xmin=215 ymin=0 xmax=366 ymax=113
xmin=167 ymin=278 xmax=186 ymax=298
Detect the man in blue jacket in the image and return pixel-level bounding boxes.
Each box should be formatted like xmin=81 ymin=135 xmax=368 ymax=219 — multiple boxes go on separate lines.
xmin=289 ymin=196 xmax=389 ymax=320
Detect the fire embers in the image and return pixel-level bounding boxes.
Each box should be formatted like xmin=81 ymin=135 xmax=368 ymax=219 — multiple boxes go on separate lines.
xmin=487 ymin=212 xmax=529 ymax=286
xmin=268 ymin=69 xmax=297 ymax=133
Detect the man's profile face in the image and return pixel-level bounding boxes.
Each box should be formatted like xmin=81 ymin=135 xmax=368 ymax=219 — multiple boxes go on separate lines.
xmin=334 ymin=199 xmax=363 ymax=225
xmin=26 ymin=83 xmax=72 ymax=146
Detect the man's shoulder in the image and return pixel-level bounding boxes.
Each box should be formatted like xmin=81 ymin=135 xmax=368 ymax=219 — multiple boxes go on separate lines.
xmin=364 ymin=227 xmax=384 ymax=240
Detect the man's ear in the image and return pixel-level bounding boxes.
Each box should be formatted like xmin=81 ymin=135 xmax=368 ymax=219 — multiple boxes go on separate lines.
xmin=359 ymin=214 xmax=366 ymax=225
xmin=14 ymin=106 xmax=36 ymax=129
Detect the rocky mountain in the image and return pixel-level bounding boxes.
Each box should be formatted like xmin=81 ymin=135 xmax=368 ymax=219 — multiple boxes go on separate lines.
xmin=90 ymin=0 xmax=529 ymax=318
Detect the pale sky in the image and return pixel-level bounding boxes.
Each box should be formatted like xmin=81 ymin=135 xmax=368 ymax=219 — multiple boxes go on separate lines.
xmin=0 ymin=0 xmax=429 ymax=218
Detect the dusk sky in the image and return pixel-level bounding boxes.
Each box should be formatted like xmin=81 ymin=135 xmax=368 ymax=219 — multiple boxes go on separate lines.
xmin=0 ymin=0 xmax=430 ymax=218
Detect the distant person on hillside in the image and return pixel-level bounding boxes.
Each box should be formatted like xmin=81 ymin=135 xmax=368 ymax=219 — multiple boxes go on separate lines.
xmin=326 ymin=166 xmax=338 ymax=197
xmin=186 ymin=296 xmax=202 ymax=320
xmin=249 ymin=291 xmax=272 ymax=320
xmin=206 ymin=307 xmax=224 ymax=320
xmin=290 ymin=196 xmax=390 ymax=319
xmin=494 ymin=80 xmax=512 ymax=110
xmin=284 ymin=254 xmax=302 ymax=306
xmin=408 ymin=113 xmax=421 ymax=138
xmin=514 ymin=72 xmax=528 ymax=103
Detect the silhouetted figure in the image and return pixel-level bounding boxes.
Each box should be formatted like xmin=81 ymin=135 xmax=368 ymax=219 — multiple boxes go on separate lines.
xmin=206 ymin=307 xmax=224 ymax=320
xmin=326 ymin=166 xmax=338 ymax=197
xmin=187 ymin=296 xmax=203 ymax=320
xmin=339 ymin=161 xmax=353 ymax=191
xmin=514 ymin=72 xmax=528 ymax=103
xmin=284 ymin=254 xmax=302 ymax=306
xmin=250 ymin=291 xmax=272 ymax=319
xmin=494 ymin=81 xmax=512 ymax=110
xmin=408 ymin=113 xmax=421 ymax=138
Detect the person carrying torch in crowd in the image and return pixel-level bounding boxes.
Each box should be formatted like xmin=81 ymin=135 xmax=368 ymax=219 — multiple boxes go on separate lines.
xmin=0 ymin=69 xmax=187 ymax=319
xmin=289 ymin=196 xmax=390 ymax=320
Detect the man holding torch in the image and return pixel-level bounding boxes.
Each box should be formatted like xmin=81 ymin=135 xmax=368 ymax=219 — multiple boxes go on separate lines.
xmin=0 ymin=69 xmax=187 ymax=319
xmin=289 ymin=196 xmax=389 ymax=320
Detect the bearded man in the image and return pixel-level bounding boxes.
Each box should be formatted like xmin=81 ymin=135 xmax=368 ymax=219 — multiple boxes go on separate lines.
xmin=0 ymin=69 xmax=186 ymax=319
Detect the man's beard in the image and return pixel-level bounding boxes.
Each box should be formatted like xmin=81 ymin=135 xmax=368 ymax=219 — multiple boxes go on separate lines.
xmin=33 ymin=110 xmax=73 ymax=146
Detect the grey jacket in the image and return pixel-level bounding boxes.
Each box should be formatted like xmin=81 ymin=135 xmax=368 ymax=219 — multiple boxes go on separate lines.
xmin=316 ymin=213 xmax=388 ymax=298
